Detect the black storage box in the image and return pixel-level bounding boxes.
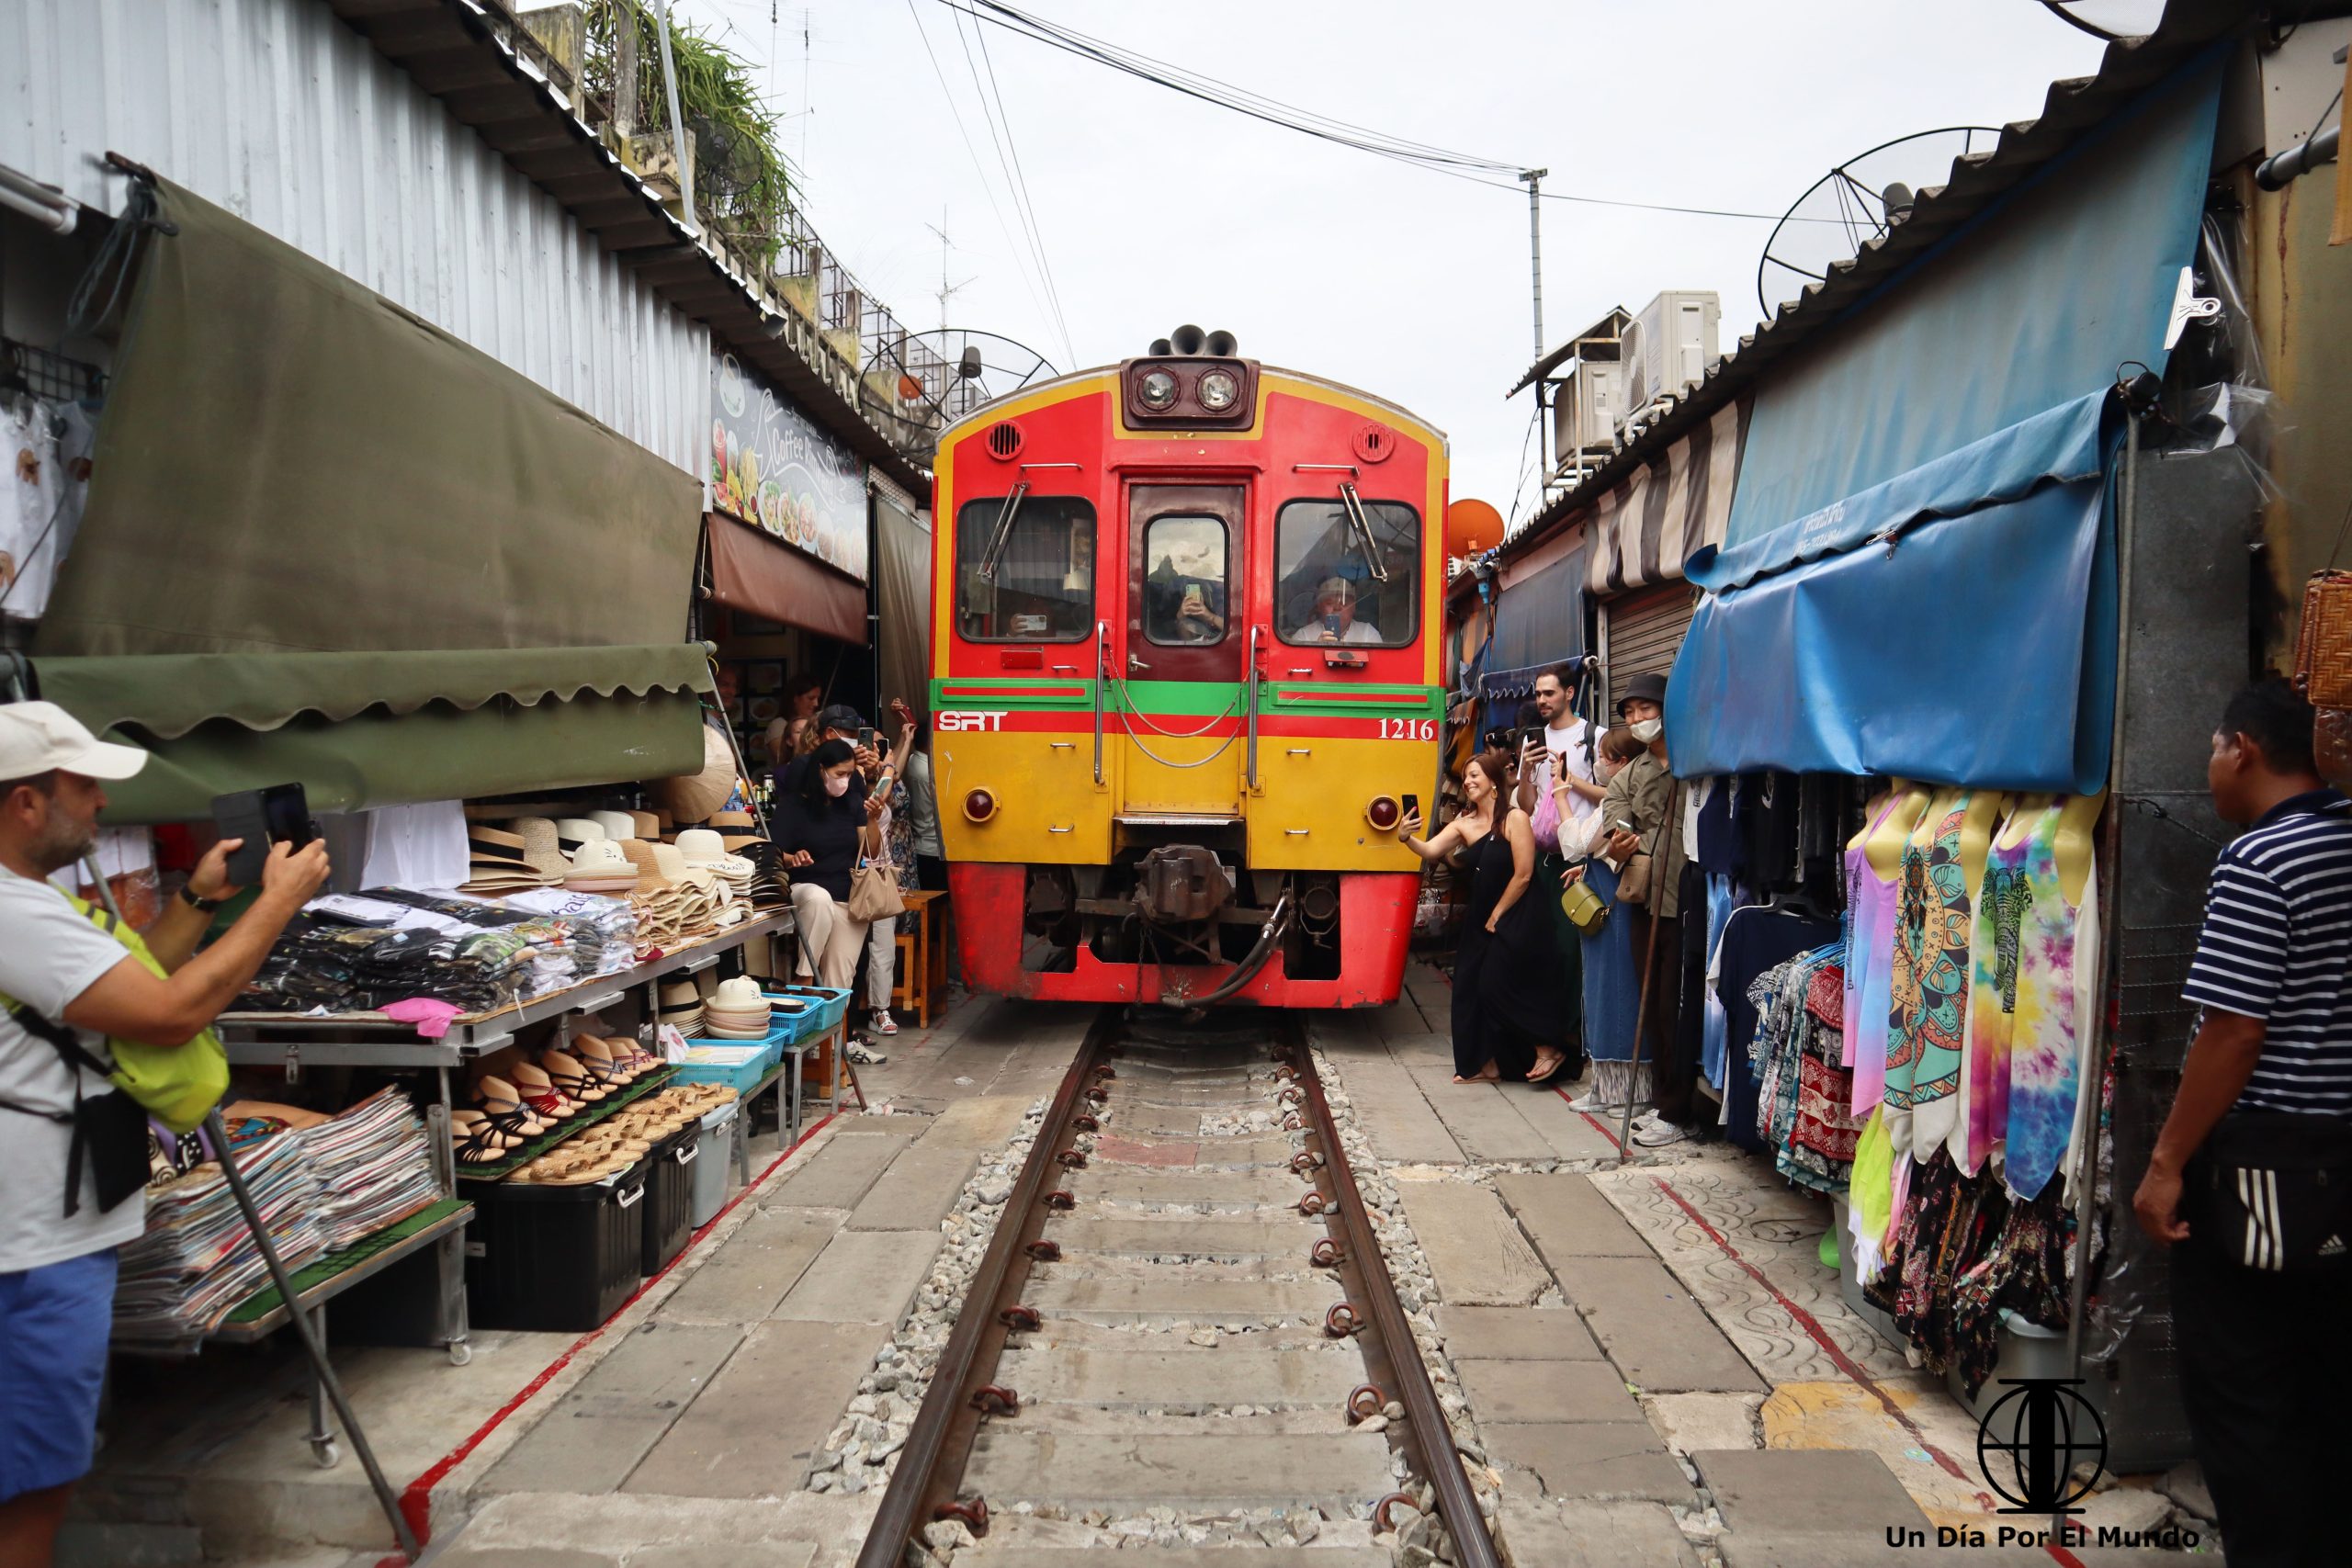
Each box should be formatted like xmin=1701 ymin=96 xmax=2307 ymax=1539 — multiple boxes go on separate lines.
xmin=641 ymin=1125 xmax=699 ymax=1276
xmin=459 ymin=1159 xmax=648 ymax=1332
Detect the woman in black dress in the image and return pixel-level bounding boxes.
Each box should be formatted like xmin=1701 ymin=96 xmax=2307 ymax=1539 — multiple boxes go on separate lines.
xmin=1395 ymin=748 xmax=1571 ymax=1084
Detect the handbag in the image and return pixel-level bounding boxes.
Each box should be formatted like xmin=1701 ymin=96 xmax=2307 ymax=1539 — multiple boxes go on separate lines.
xmin=59 ymin=890 xmax=229 ymax=1133
xmin=0 ymin=1001 xmax=153 ymax=1218
xmin=1559 ymin=874 xmax=1608 ymax=934
xmin=2188 ymin=1110 xmax=2352 ymax=1273
xmin=1612 ymin=780 xmax=1683 ymax=909
xmin=848 ymin=855 xmax=908 ymax=923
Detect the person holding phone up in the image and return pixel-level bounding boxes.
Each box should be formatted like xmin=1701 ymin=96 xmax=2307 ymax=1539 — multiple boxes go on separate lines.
xmin=0 ymin=704 xmax=328 ymax=1566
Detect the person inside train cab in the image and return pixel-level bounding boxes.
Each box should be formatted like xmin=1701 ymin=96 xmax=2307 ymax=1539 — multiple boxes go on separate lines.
xmin=1297 ymin=576 xmax=1381 ymax=645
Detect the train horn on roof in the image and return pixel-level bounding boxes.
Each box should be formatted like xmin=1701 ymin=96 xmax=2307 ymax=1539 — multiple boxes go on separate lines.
xmin=1204 ymin=329 xmax=1237 ymax=356
xmin=1151 ymin=326 xmax=1238 ymax=356
xmin=1170 ymin=323 xmax=1206 ymax=355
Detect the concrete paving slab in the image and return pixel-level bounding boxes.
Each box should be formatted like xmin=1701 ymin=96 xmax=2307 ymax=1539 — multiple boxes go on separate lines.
xmin=771 ymin=1228 xmax=940 ymax=1323
xmin=1078 ymin=1167 xmax=1309 ymax=1210
xmin=1046 ymin=1214 xmax=1316 ymax=1259
xmin=845 ymin=1142 xmax=979 ymax=1231
xmin=1693 ymin=1448 xmax=1929 ymax=1537
xmin=1494 ymin=1171 xmax=1653 ymax=1258
xmin=758 ymin=1129 xmax=916 ymax=1209
xmin=1510 ymin=1087 xmax=1632 ymax=1161
xmin=998 ymin=1345 xmax=1367 ymax=1408
xmin=623 ymin=1321 xmax=876 ymax=1496
xmin=964 ymin=1430 xmax=1393 ymax=1509
xmin=1434 ymin=1305 xmax=1602 ymax=1360
xmin=454 ymin=1491 xmax=843 ymax=1567
xmin=481 ymin=1324 xmax=745 ymax=1495
xmin=1644 ymin=1392 xmax=1764 ymax=1455
xmin=1325 ymin=1054 xmax=1464 ymax=1164
xmin=1404 ymin=1067 xmax=1560 ymax=1162
xmin=1454 ymin=1358 xmax=1642 ymax=1425
xmin=1396 ymin=1180 xmax=1551 ymax=1306
xmin=1496 ymin=1495 xmax=1700 ymax=1568
xmin=1024 ymin=1274 xmax=1342 ymax=1325
xmin=1486 ymin=1421 xmax=1693 ymax=1504
xmin=628 ymin=1546 xmax=817 ymax=1568
xmin=431 ymin=1550 xmax=617 ymax=1567
xmin=1109 ymin=1105 xmax=1212 ymax=1137
xmin=963 ymin=1551 xmax=1389 ymax=1568
xmin=916 ymin=1094 xmax=1032 ymax=1150
xmin=1551 ymin=1254 xmax=1767 ymax=1393
xmin=1716 ymin=1542 xmax=2049 ymax=1568
xmin=656 ymin=1209 xmax=840 ymax=1324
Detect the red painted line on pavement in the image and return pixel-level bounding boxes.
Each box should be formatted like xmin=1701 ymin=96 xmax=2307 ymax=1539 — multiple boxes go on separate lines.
xmin=376 ymin=1110 xmax=841 ymax=1565
xmin=1551 ymin=1084 xmax=1625 ymax=1154
xmin=1646 ymin=1175 xmax=2000 ymax=1513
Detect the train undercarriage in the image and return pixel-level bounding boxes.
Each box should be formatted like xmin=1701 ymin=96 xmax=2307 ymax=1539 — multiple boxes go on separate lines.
xmin=947 ymin=827 xmax=1414 ymax=1008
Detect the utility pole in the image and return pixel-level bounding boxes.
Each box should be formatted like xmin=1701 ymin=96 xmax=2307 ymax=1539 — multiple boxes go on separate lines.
xmin=1521 ymin=167 xmax=1549 ymax=492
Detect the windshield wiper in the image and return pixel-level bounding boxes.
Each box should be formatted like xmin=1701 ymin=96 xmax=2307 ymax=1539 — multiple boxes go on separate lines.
xmin=1339 ymin=482 xmax=1391 ymax=583
xmin=977 ymin=480 xmax=1030 ymax=581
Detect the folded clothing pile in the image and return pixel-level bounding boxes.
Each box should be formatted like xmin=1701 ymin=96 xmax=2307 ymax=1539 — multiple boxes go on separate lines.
xmin=112 ymin=1134 xmax=329 ymax=1340
xmin=491 ymin=886 xmax=639 ymax=977
xmin=300 ymin=1087 xmax=441 ymax=1250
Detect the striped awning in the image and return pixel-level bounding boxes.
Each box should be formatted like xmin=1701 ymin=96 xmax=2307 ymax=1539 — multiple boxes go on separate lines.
xmin=1584 ymin=398 xmax=1749 ymax=596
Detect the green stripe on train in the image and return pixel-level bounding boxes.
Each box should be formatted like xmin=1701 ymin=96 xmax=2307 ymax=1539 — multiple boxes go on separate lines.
xmin=931 ymin=676 xmax=1441 ymax=719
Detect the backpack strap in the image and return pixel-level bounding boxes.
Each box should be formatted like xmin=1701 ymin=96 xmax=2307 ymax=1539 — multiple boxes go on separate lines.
xmin=0 ymin=999 xmax=118 ymax=1217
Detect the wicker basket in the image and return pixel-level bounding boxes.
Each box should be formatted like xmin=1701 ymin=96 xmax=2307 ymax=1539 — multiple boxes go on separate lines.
xmin=2293 ymin=570 xmax=2352 ymax=707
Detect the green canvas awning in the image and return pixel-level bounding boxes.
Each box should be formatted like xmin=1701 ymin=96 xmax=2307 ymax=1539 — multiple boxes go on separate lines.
xmin=34 ymin=646 xmax=712 ymax=825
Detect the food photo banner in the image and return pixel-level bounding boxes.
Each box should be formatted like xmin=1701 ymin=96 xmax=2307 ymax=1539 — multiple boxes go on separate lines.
xmin=710 ymin=352 xmax=869 ymax=582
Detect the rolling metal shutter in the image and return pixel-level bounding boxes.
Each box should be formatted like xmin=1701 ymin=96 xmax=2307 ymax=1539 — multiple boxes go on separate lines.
xmin=1602 ymin=582 xmax=1698 ymax=712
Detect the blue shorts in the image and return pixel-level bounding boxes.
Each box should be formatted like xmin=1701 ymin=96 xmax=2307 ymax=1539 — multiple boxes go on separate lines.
xmin=0 ymin=1248 xmax=119 ymax=1502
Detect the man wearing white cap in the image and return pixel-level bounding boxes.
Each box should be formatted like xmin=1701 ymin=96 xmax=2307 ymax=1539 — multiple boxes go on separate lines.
xmin=0 ymin=703 xmax=327 ymax=1565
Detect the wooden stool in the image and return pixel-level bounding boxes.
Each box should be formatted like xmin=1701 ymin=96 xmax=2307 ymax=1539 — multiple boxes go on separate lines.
xmin=891 ymin=890 xmax=947 ymax=1029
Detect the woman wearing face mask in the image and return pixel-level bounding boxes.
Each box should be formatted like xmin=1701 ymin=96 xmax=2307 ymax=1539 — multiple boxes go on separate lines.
xmin=1396 ymin=749 xmax=1570 ymax=1085
xmin=1562 ymin=727 xmax=1653 ymax=1111
xmin=771 ymin=738 xmax=885 ymax=989
xmin=1586 ymin=671 xmax=1693 ymax=1146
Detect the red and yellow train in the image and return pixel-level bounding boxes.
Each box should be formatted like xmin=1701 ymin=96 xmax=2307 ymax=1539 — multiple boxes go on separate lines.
xmin=929 ymin=327 xmax=1445 ymax=1007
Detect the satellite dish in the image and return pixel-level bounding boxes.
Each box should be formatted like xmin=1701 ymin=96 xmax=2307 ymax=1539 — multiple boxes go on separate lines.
xmin=1756 ymin=127 xmax=2000 ymax=321
xmin=859 ymin=327 xmax=1059 ymax=454
xmin=2035 ymin=1 xmax=2165 ymax=42
xmin=1446 ymin=498 xmax=1504 ymax=560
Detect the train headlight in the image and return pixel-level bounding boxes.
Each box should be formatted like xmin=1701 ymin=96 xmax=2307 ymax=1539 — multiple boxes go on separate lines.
xmin=1136 ymin=369 xmax=1179 ymax=412
xmin=963 ymin=788 xmax=999 ymax=823
xmin=1365 ymin=795 xmax=1401 ymax=831
xmin=1196 ymin=368 xmax=1239 ymax=412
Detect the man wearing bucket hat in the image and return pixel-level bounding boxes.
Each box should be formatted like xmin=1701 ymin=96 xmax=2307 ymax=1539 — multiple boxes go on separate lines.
xmin=1589 ymin=671 xmax=1695 ymax=1149
xmin=0 ymin=703 xmax=328 ymax=1563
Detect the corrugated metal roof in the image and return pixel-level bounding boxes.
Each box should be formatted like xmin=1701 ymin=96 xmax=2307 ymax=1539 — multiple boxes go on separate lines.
xmin=1 ymin=0 xmax=710 ymax=476
xmin=1490 ymin=0 xmax=2255 ymax=576
xmin=312 ymin=0 xmax=931 ymax=494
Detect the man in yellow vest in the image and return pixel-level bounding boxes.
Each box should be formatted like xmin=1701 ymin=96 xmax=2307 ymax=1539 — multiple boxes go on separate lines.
xmin=0 ymin=702 xmax=326 ymax=1567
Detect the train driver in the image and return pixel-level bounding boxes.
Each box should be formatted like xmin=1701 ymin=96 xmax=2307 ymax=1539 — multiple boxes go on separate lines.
xmin=1296 ymin=576 xmax=1382 ymax=644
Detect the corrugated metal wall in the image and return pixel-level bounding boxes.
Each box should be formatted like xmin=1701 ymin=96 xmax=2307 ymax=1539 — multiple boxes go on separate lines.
xmin=1 ymin=0 xmax=707 ymax=475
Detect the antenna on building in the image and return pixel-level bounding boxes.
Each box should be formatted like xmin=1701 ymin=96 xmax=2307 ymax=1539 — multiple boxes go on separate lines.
xmin=925 ymin=210 xmax=976 ymax=332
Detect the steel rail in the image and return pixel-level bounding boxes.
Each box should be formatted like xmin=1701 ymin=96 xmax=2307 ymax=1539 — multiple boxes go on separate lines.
xmin=1284 ymin=1032 xmax=1503 ymax=1568
xmin=854 ymin=1009 xmax=1118 ymax=1566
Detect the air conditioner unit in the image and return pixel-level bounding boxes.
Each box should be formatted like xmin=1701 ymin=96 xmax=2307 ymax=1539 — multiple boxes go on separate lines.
xmin=1619 ymin=289 xmax=1720 ymax=427
xmin=1551 ymin=357 xmax=1626 ymax=481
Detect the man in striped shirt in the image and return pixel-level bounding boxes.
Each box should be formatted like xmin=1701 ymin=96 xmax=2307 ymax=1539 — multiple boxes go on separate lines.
xmin=2133 ymin=679 xmax=2349 ymax=1568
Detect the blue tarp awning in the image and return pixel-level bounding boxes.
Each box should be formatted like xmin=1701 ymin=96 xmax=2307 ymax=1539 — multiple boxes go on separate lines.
xmin=1668 ymin=51 xmax=2223 ymax=792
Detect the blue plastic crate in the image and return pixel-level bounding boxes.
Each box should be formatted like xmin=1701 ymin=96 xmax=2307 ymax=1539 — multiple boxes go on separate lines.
xmin=764 ymin=985 xmax=851 ymax=1035
xmin=669 ymin=1039 xmax=783 ymax=1095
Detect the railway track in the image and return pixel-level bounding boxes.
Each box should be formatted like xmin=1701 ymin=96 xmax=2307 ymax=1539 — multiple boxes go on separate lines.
xmin=855 ymin=1009 xmax=1504 ymax=1568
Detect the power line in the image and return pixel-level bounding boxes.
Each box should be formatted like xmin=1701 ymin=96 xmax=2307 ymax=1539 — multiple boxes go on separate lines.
xmin=953 ymin=0 xmax=1819 ymax=223
xmin=899 ymin=0 xmax=1066 ymax=355
xmin=967 ymin=8 xmax=1080 ymax=365
xmin=944 ymin=1 xmax=1078 ymax=365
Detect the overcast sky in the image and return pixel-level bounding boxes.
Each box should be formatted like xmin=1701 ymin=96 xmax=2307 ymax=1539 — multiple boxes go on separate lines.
xmin=674 ymin=1 xmax=2111 ymax=519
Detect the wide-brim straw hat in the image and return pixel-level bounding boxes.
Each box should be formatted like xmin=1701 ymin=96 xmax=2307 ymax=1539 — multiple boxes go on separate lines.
xmin=674 ymin=829 xmax=726 ymax=866
xmin=554 ymin=818 xmax=606 ymax=854
xmin=629 ymin=809 xmax=662 ymax=840
xmin=619 ymin=840 xmax=675 ymax=888
xmin=650 ymin=726 xmax=737 ymax=825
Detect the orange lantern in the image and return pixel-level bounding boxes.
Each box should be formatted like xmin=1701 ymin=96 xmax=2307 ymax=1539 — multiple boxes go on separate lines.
xmin=1446 ymin=498 xmax=1503 ymax=559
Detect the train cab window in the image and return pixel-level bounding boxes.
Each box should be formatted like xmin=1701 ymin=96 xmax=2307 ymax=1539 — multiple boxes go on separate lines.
xmin=956 ymin=495 xmax=1097 ymax=642
xmin=1141 ymin=515 xmax=1230 ymax=646
xmin=1274 ymin=499 xmax=1418 ymax=648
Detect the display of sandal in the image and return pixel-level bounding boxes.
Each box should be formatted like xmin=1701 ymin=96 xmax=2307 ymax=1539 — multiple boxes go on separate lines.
xmin=541 ymin=1049 xmax=612 ymax=1105
xmin=572 ymin=1036 xmax=637 ymax=1088
xmin=470 ymin=1076 xmax=548 ymax=1140
xmin=509 ymin=1061 xmax=574 ymax=1120
xmin=451 ymin=1111 xmax=516 ymax=1167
